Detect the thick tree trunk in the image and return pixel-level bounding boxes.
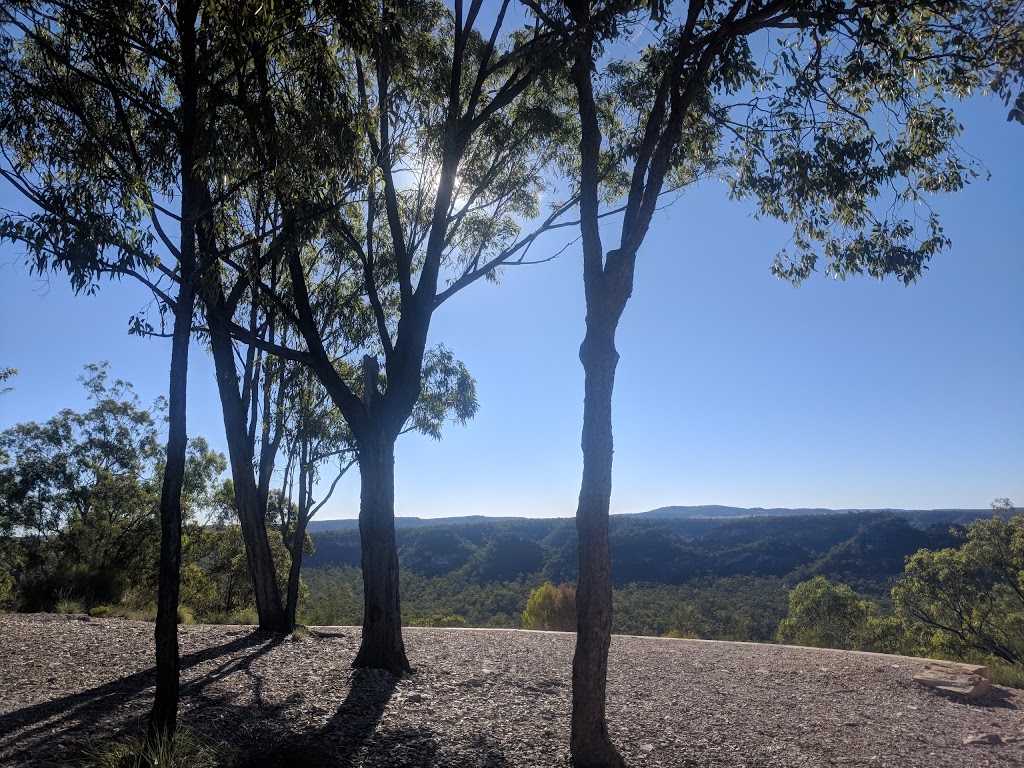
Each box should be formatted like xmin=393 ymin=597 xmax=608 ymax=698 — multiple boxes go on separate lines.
xmin=571 ymin=319 xmax=626 ymax=768
xmin=147 ymin=253 xmax=194 ymax=743
xmin=351 ymin=429 xmax=410 ymax=675
xmin=207 ymin=302 xmax=290 ymax=632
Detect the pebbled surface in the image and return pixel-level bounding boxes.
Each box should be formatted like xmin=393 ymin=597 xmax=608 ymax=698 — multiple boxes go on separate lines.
xmin=0 ymin=613 xmax=1021 ymax=767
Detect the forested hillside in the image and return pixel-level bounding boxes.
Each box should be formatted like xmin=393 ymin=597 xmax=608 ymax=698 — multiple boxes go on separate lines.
xmin=298 ymin=509 xmax=1007 ymax=642
xmin=306 ymin=510 xmax=984 ymax=591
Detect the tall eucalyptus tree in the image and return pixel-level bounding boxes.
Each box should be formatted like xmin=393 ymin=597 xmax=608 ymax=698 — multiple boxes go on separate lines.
xmin=529 ymin=0 xmax=1023 ymax=764
xmin=0 ymin=1 xmax=370 ymax=642
xmin=0 ymin=0 xmax=232 ymax=735
xmin=223 ymin=0 xmax=573 ymax=674
xmin=0 ymin=0 xmax=345 ymax=733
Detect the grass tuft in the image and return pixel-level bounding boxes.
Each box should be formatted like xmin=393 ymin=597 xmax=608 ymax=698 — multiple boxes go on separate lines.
xmin=76 ymin=727 xmax=233 ymax=768
xmin=56 ymin=598 xmax=86 ymax=615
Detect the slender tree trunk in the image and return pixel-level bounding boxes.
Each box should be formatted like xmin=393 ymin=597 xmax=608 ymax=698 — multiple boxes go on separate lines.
xmin=351 ymin=428 xmax=410 ymax=675
xmin=147 ymin=233 xmax=195 ymax=744
xmin=571 ymin=314 xmax=626 ymax=768
xmin=207 ymin=301 xmax=290 ymax=632
xmin=284 ymin=515 xmax=308 ymax=630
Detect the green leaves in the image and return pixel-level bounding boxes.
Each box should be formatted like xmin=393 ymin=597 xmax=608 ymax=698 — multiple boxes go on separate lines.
xmin=720 ymin=1 xmax=1012 ymax=285
xmin=0 ymin=362 xmax=226 ymax=609
xmin=893 ymin=506 xmax=1024 ymax=665
xmin=0 ymin=367 xmax=16 ymax=396
xmin=775 ymin=576 xmax=876 ymax=650
xmin=407 ymin=344 xmax=479 ymax=440
xmin=522 ymin=581 xmax=576 ymax=631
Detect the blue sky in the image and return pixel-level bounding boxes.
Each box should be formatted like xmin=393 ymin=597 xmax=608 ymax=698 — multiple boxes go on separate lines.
xmin=1 ymin=93 xmax=1021 ymax=520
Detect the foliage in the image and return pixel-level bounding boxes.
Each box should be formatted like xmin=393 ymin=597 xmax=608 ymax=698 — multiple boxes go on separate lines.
xmin=0 ymin=367 xmax=15 ymax=396
xmin=2 ymin=365 xmax=177 ymax=608
xmin=299 ymin=566 xmax=363 ymax=627
xmin=522 ymin=582 xmax=576 ymax=632
xmin=55 ymin=593 xmax=86 ymax=616
xmin=0 ymin=364 xmax=230 ymax=614
xmin=893 ymin=506 xmax=1024 ymax=665
xmin=775 ymin=577 xmax=876 ymax=650
xmin=660 ymin=576 xmax=789 ymax=642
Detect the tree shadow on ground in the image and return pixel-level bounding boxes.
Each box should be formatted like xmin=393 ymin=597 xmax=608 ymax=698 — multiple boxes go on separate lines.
xmin=0 ymin=629 xmax=284 ymax=765
xmin=236 ymin=667 xmax=398 ymax=767
xmin=238 ymin=668 xmax=516 ymax=768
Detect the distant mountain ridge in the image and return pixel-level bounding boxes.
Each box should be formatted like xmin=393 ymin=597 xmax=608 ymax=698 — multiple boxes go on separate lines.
xmin=306 ymin=514 xmax=524 ymax=532
xmin=307 ymin=505 xmax=992 ymax=532
xmin=634 ymin=505 xmax=991 ymax=520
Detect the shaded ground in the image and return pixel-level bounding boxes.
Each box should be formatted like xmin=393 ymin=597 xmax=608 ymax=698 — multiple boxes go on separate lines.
xmin=0 ymin=613 xmax=1021 ymax=767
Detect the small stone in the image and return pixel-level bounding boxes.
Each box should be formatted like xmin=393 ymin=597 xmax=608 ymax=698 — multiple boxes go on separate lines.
xmin=964 ymin=734 xmax=1004 ymax=746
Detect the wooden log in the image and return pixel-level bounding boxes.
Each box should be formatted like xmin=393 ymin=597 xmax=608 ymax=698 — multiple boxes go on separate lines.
xmin=913 ymin=661 xmax=990 ymax=699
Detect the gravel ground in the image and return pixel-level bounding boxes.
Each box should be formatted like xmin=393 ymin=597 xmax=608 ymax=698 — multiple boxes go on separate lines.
xmin=0 ymin=613 xmax=1021 ymax=767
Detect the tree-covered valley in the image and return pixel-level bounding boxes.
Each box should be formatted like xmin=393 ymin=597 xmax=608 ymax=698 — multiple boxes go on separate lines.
xmin=298 ymin=508 xmax=990 ymax=635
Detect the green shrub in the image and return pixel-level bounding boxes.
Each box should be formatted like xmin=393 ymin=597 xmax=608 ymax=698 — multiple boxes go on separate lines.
xmin=987 ymin=658 xmax=1024 ymax=689
xmin=127 ymin=603 xmax=158 ymax=622
xmin=227 ymin=608 xmax=258 ymax=626
xmin=522 ymin=582 xmax=576 ymax=631
xmin=106 ymin=607 xmax=153 ymax=622
xmin=893 ymin=511 xmax=1024 ymax=666
xmin=89 ymin=606 xmax=113 ymax=618
xmin=775 ymin=577 xmax=875 ymax=650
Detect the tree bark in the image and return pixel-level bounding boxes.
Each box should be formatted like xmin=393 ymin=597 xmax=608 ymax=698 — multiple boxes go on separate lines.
xmin=571 ymin=315 xmax=626 ymax=768
xmin=351 ymin=427 xmax=410 ymax=675
xmin=284 ymin=514 xmax=308 ymax=630
xmin=567 ymin=16 xmax=628 ymax=762
xmin=147 ymin=278 xmax=192 ymax=741
xmin=148 ymin=3 xmax=201 ymax=740
xmin=207 ymin=299 xmax=290 ymax=632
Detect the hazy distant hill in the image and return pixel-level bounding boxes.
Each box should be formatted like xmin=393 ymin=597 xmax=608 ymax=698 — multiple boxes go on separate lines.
xmin=308 ymin=505 xmax=994 ymax=532
xmin=634 ymin=505 xmax=840 ymax=519
xmin=306 ymin=514 xmax=523 ymax=533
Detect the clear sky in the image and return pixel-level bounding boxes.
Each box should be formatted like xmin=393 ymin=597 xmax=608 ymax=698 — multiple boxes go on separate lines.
xmin=1 ymin=93 xmax=1021 ymax=520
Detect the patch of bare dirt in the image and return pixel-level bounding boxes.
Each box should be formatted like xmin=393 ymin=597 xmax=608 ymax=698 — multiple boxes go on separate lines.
xmin=0 ymin=613 xmax=1021 ymax=767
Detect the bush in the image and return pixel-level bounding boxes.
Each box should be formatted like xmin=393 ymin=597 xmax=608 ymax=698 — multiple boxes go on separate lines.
xmin=987 ymin=658 xmax=1024 ymax=689
xmin=522 ymin=582 xmax=576 ymax=631
xmin=89 ymin=605 xmax=113 ymax=618
xmin=227 ymin=608 xmax=258 ymax=626
xmin=55 ymin=588 xmax=86 ymax=616
xmin=775 ymin=577 xmax=875 ymax=650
